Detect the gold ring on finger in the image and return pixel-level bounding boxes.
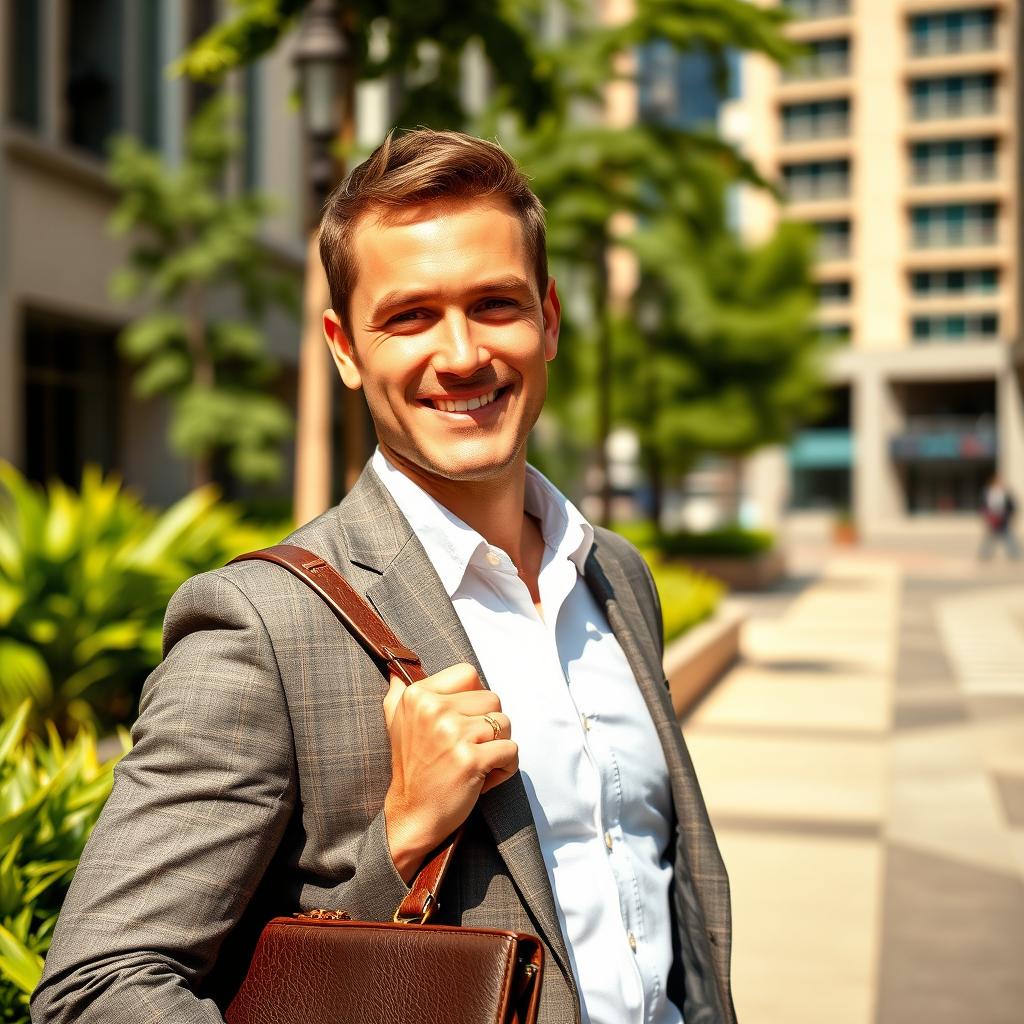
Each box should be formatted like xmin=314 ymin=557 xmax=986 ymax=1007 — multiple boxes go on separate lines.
xmin=482 ymin=713 xmax=501 ymax=741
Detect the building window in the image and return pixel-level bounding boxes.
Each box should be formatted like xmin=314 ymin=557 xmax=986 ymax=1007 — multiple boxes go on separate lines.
xmin=6 ymin=0 xmax=42 ymax=130
xmin=817 ymin=280 xmax=852 ymax=304
xmin=22 ymin=311 xmax=121 ymax=486
xmin=909 ymin=9 xmax=997 ymax=58
xmin=814 ymin=220 xmax=851 ymax=260
xmin=783 ymin=38 xmax=850 ymax=81
xmin=909 ymin=74 xmax=997 ymax=120
xmin=819 ymin=322 xmax=851 ymax=343
xmin=137 ymin=0 xmax=163 ymax=149
xmin=639 ymin=43 xmax=722 ymax=129
xmin=783 ymin=160 xmax=851 ymax=202
xmin=784 ymin=0 xmax=850 ymax=20
xmin=911 ymin=138 xmax=996 ymax=184
xmin=910 ymin=203 xmax=998 ymax=248
xmin=911 ymin=268 xmax=999 ymax=296
xmin=242 ymin=64 xmax=262 ymax=190
xmin=911 ymin=312 xmax=999 ymax=343
xmin=65 ymin=0 xmax=125 ymax=156
xmin=781 ymin=99 xmax=850 ymax=141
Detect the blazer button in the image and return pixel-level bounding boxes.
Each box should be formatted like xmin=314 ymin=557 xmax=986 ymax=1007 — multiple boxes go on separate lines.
xmin=604 ymin=831 xmax=613 ymax=850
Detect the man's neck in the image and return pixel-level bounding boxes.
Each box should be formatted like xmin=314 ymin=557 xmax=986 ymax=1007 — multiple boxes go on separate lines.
xmin=378 ymin=445 xmax=538 ymax=571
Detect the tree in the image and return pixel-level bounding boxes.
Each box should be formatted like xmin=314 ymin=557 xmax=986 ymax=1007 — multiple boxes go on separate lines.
xmin=175 ymin=0 xmax=554 ymax=130
xmin=109 ymin=96 xmax=298 ymax=489
xmin=622 ymin=156 xmax=826 ymax=527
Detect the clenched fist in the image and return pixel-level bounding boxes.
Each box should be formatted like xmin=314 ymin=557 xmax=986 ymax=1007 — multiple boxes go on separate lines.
xmin=382 ymin=663 xmax=518 ymax=883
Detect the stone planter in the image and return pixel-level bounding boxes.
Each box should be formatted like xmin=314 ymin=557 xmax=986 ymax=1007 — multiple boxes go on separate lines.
xmin=672 ymin=548 xmax=785 ymax=591
xmin=664 ymin=601 xmax=745 ymax=720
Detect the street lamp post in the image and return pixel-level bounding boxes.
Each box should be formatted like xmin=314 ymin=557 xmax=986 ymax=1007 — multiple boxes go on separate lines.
xmin=292 ymin=0 xmax=350 ymax=526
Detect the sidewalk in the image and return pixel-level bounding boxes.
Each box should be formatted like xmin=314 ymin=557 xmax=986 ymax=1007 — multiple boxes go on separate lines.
xmin=683 ymin=556 xmax=1024 ymax=1024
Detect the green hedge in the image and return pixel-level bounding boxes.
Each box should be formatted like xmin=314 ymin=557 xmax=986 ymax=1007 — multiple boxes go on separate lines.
xmin=615 ymin=521 xmax=774 ymax=559
xmin=648 ymin=559 xmax=724 ymax=643
xmin=0 ymin=702 xmax=126 ymax=1022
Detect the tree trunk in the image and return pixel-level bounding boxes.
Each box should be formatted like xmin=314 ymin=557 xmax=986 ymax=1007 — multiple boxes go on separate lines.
xmin=293 ymin=234 xmax=334 ymax=524
xmin=720 ymin=453 xmax=744 ymax=526
xmin=185 ymin=280 xmax=213 ymax=490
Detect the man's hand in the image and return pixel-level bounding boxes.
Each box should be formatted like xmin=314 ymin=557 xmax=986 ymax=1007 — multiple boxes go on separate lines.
xmin=382 ymin=663 xmax=518 ymax=883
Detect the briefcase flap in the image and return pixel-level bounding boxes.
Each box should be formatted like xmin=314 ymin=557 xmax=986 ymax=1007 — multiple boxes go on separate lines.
xmin=224 ymin=916 xmax=544 ymax=1024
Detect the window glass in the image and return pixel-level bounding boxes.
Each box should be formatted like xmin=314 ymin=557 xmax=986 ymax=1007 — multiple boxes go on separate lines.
xmin=66 ymin=0 xmax=125 ymax=156
xmin=23 ymin=311 xmax=121 ymax=485
xmin=7 ymin=0 xmax=41 ymax=129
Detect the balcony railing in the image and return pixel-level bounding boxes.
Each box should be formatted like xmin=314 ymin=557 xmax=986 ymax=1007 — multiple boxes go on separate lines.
xmin=782 ymin=113 xmax=851 ymax=141
xmin=817 ymin=235 xmax=851 ymax=261
xmin=786 ymin=175 xmax=851 ymax=202
xmin=785 ymin=0 xmax=850 ymax=20
xmin=910 ymin=25 xmax=997 ymax=58
xmin=783 ymin=46 xmax=850 ymax=82
xmin=911 ymin=90 xmax=997 ymax=121
xmin=911 ymin=153 xmax=997 ymax=184
xmin=911 ymin=222 xmax=997 ymax=248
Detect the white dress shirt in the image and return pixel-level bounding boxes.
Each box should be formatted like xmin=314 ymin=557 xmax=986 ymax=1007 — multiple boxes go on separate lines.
xmin=372 ymin=450 xmax=683 ymax=1024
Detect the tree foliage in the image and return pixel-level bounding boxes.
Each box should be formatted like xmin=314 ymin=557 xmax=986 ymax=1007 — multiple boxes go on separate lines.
xmin=174 ymin=0 xmax=554 ymax=131
xmin=0 ymin=702 xmax=127 ymax=1022
xmin=109 ymin=95 xmax=298 ymax=487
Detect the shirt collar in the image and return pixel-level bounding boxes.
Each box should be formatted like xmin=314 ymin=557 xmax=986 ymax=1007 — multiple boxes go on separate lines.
xmin=370 ymin=448 xmax=594 ymax=597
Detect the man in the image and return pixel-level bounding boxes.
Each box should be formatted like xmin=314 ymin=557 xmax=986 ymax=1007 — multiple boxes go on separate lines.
xmin=33 ymin=130 xmax=734 ymax=1024
xmin=979 ymin=474 xmax=1020 ymax=561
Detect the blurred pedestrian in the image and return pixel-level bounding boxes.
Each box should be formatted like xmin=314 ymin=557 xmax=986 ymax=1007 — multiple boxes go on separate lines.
xmin=979 ymin=474 xmax=1020 ymax=560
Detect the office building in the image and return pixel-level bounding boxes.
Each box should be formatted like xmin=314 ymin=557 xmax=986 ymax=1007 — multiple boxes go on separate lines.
xmin=729 ymin=0 xmax=1023 ymax=540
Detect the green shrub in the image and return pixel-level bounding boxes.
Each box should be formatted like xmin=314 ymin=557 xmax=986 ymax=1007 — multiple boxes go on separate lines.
xmin=614 ymin=521 xmax=774 ymax=559
xmin=659 ymin=526 xmax=774 ymax=559
xmin=0 ymin=701 xmax=126 ymax=1021
xmin=647 ymin=559 xmax=724 ymax=643
xmin=0 ymin=462 xmax=288 ymax=733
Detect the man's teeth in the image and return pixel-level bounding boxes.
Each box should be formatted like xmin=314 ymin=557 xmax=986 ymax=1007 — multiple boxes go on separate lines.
xmin=434 ymin=389 xmax=499 ymax=413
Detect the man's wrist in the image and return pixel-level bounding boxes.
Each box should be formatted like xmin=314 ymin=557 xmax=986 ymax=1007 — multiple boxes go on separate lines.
xmin=383 ymin=798 xmax=432 ymax=884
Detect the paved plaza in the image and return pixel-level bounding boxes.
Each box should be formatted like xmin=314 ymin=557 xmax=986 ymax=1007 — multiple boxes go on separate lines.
xmin=683 ymin=550 xmax=1024 ymax=1024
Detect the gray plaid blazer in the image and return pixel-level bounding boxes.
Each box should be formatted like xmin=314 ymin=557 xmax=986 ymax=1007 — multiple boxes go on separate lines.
xmin=32 ymin=465 xmax=735 ymax=1024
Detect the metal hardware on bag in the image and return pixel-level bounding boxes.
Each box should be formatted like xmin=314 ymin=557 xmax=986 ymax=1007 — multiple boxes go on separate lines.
xmin=519 ymin=962 xmax=539 ymax=978
xmin=393 ymin=892 xmax=437 ymax=925
xmin=295 ymin=909 xmax=351 ymax=921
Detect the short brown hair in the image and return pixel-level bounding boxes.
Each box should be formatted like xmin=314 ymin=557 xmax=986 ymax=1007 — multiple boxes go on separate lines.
xmin=318 ymin=129 xmax=547 ymax=338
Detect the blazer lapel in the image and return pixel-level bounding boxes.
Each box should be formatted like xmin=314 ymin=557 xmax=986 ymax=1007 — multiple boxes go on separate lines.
xmin=340 ymin=468 xmax=574 ymax=978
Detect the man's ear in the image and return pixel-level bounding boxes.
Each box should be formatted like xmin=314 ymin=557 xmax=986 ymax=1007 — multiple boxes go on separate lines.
xmin=323 ymin=309 xmax=362 ymax=391
xmin=541 ymin=277 xmax=561 ymax=362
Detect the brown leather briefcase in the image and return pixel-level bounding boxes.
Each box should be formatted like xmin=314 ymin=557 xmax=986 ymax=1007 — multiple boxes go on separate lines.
xmin=224 ymin=545 xmax=544 ymax=1024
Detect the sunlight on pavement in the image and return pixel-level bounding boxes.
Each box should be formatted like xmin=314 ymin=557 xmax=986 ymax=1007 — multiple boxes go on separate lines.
xmin=683 ymin=557 xmax=1024 ymax=1024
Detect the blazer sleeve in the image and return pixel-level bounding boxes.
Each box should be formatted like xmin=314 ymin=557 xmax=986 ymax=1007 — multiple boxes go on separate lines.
xmin=31 ymin=570 xmax=298 ymax=1024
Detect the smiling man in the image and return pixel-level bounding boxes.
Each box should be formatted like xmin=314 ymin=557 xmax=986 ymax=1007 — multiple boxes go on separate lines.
xmin=33 ymin=131 xmax=735 ymax=1024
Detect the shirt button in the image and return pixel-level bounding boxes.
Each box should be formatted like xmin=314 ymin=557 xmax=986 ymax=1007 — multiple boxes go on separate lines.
xmin=485 ymin=551 xmax=502 ymax=567
xmin=627 ymin=931 xmax=637 ymax=952
xmin=604 ymin=831 xmax=613 ymax=850
xmin=581 ymin=714 xmax=591 ymax=732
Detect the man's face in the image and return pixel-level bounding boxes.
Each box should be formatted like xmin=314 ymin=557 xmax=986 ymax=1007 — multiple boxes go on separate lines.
xmin=323 ymin=197 xmax=560 ymax=488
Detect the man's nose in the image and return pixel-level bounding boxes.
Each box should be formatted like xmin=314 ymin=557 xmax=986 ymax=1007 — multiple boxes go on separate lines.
xmin=433 ymin=311 xmax=489 ymax=375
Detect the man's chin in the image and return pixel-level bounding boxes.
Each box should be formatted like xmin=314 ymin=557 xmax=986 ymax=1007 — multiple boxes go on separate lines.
xmin=380 ymin=438 xmax=525 ymax=485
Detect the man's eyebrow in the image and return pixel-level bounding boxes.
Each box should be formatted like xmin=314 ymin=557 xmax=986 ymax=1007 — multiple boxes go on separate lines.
xmin=368 ymin=276 xmax=533 ymax=322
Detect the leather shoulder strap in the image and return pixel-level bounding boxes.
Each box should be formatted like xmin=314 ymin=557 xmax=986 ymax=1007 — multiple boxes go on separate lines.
xmin=230 ymin=543 xmax=460 ymax=924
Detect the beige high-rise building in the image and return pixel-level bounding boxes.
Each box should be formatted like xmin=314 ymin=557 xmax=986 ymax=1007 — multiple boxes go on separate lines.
xmin=731 ymin=0 xmax=1024 ymax=542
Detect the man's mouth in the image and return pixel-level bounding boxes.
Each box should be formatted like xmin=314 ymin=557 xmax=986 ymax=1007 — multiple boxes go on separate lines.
xmin=421 ymin=387 xmax=508 ymax=413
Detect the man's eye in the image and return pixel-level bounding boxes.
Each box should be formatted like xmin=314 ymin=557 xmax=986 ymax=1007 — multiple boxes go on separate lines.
xmin=391 ymin=309 xmax=427 ymax=324
xmin=477 ymin=298 xmax=515 ymax=312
